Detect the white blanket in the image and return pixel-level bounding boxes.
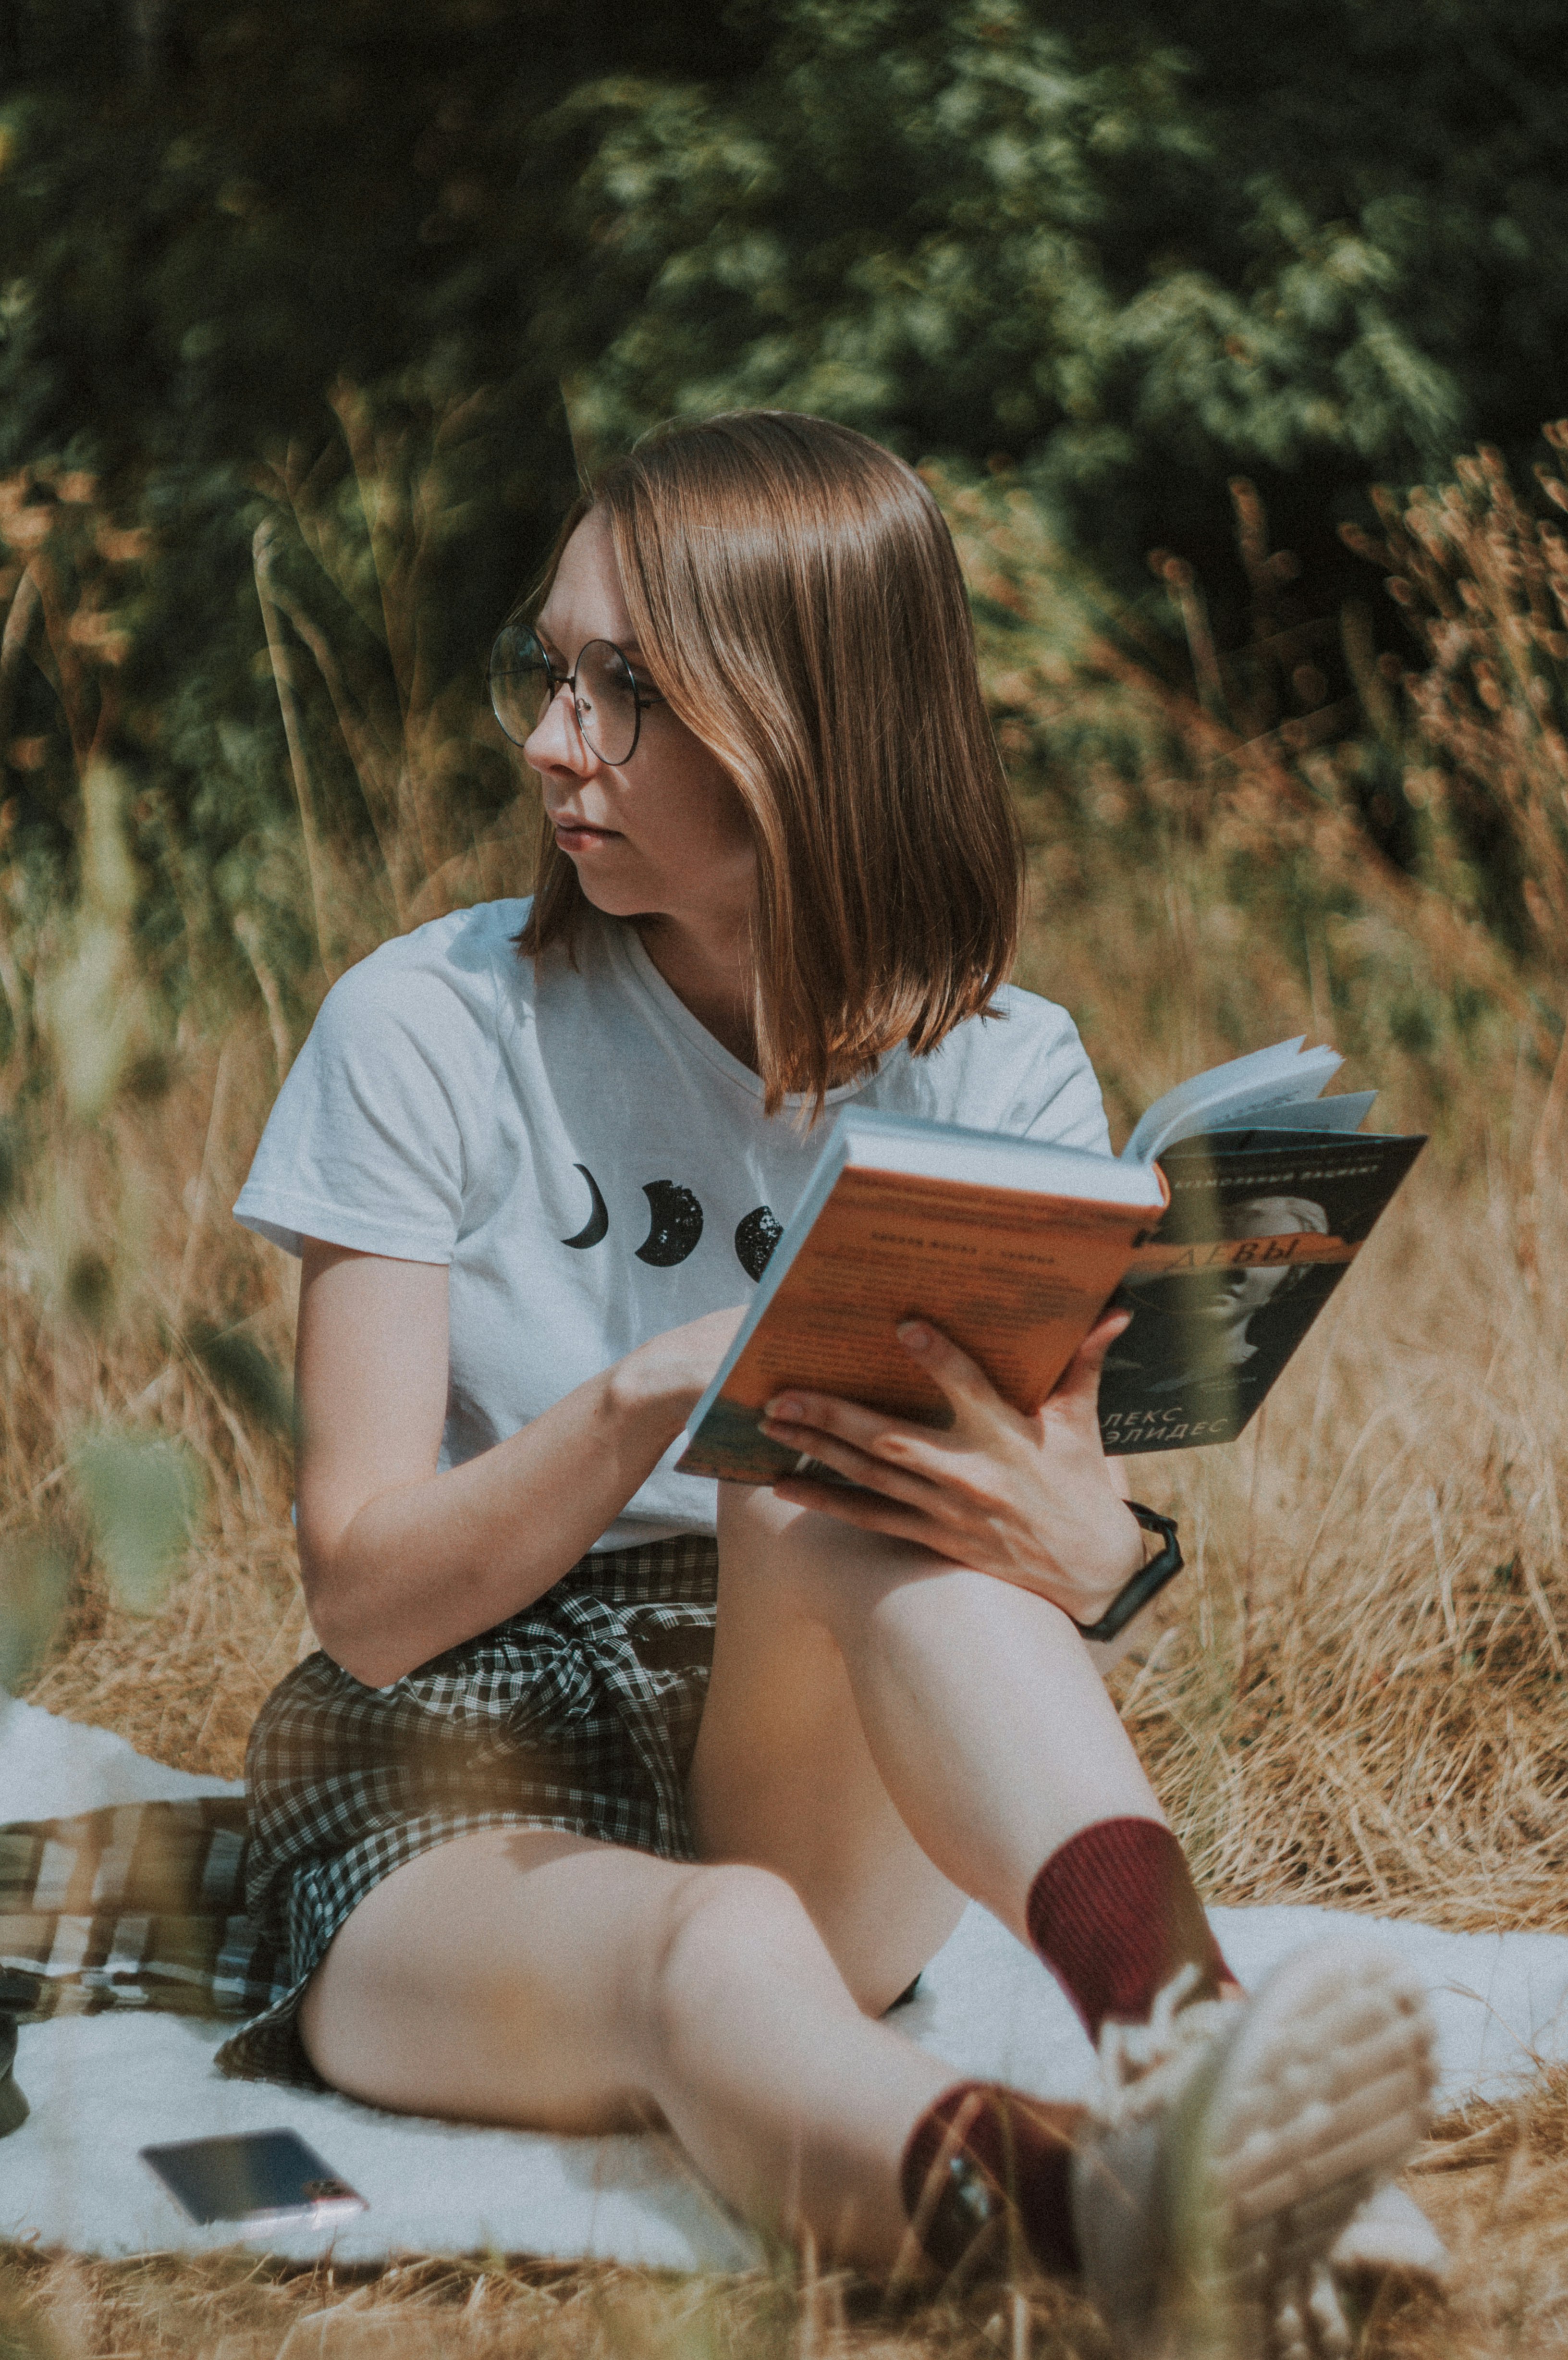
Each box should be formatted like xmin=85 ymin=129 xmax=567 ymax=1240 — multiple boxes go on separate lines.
xmin=4 ymin=1696 xmax=1566 ymax=2267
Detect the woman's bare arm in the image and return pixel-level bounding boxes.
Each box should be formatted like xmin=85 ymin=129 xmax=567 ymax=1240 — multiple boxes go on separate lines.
xmin=294 ymin=1240 xmax=743 ymax=1687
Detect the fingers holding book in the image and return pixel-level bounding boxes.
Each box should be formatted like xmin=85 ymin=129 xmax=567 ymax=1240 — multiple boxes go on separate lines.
xmin=759 ymin=1310 xmax=1147 ymax=1630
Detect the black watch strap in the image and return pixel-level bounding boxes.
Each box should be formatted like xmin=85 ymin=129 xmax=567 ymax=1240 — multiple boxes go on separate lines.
xmin=1072 ymin=1502 xmax=1183 ymax=1643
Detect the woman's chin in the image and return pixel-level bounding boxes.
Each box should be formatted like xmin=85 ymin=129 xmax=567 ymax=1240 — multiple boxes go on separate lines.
xmin=564 ymin=854 xmax=637 ymax=906
xmin=568 ymin=864 xmax=662 ymax=921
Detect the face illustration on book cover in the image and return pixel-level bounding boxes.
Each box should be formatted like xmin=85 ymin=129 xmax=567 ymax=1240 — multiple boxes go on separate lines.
xmin=1098 ymin=1129 xmax=1425 ymax=1454
xmin=1108 ymin=1192 xmax=1330 ymax=1399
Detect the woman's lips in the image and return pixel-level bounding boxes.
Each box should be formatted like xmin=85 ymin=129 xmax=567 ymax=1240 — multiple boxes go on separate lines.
xmin=551 ymin=818 xmax=618 ymax=849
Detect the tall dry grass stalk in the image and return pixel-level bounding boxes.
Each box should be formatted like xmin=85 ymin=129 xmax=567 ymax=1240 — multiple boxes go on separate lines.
xmin=1117 ymin=1160 xmax=1568 ymax=1931
xmin=7 ymin=436 xmax=1568 ymax=2353
xmin=251 ymin=382 xmax=539 ymax=989
xmin=946 ymin=443 xmax=1568 ymax=1932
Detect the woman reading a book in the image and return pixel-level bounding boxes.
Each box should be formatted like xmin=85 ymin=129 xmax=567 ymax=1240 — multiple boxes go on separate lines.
xmin=221 ymin=412 xmax=1433 ymax=2352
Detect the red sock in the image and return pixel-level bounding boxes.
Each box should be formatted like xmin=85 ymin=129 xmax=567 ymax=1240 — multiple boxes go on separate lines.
xmin=900 ymin=2083 xmax=1082 ymax=2282
xmin=1026 ymin=1817 xmax=1234 ymax=2042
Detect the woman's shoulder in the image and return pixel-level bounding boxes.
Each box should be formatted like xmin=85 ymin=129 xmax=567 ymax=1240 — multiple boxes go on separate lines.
xmin=977 ymin=979 xmax=1085 ymax=1048
xmin=932 ymin=979 xmax=1092 ymax=1081
xmin=311 ymin=898 xmax=536 ymax=1045
xmin=328 ymin=897 xmax=533 ymax=1003
xmin=884 ymin=981 xmax=1111 ymax=1155
xmin=236 ymin=902 xmax=539 ymax=1262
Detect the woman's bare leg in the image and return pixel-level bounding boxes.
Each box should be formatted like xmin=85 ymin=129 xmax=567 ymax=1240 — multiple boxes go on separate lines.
xmin=690 ymin=1484 xmax=1166 ymax=1966
xmin=298 ymin=1828 xmax=961 ymax=2268
xmin=303 ymin=1487 xmax=1180 ymax=2276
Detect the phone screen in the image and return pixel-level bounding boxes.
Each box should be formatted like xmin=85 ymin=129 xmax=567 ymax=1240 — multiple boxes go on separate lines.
xmin=139 ymin=2128 xmax=367 ymax=2231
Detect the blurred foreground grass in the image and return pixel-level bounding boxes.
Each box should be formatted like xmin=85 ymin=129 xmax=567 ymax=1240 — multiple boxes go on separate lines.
xmin=4 ymin=432 xmax=1568 ymax=2352
xmin=1 ymin=2080 xmax=1566 ymax=2355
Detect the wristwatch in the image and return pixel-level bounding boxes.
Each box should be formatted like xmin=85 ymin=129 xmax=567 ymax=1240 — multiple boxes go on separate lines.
xmin=1072 ymin=1502 xmax=1184 ymax=1643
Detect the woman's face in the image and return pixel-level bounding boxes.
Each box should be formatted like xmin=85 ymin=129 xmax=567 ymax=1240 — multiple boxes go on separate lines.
xmin=524 ymin=510 xmax=757 ymax=938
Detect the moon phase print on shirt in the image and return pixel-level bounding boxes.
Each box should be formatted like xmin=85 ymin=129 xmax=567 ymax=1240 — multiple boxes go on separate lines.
xmin=561 ymin=1164 xmax=611 ymax=1249
xmin=635 ymin=1180 xmax=705 ymax=1266
xmin=734 ymin=1205 xmax=783 ymax=1281
xmin=556 ymin=1167 xmax=735 ymax=1272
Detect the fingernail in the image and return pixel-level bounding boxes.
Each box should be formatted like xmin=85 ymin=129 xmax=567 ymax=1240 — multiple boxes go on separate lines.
xmin=764 ymin=1396 xmax=805 ymax=1422
xmin=897 ymin=1321 xmax=931 ymax=1352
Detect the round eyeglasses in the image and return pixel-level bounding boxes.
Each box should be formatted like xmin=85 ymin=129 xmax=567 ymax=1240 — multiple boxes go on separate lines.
xmin=488 ymin=623 xmax=663 ymax=767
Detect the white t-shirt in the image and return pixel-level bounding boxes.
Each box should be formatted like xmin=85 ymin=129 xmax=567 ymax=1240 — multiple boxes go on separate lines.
xmin=234 ymin=900 xmax=1111 ymax=1549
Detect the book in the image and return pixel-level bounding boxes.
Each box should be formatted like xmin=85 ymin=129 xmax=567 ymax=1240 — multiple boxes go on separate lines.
xmin=1096 ymin=1124 xmax=1425 ymax=1453
xmin=675 ymin=1039 xmax=1423 ymax=1483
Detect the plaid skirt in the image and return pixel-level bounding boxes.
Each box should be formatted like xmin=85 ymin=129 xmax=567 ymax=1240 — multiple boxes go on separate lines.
xmin=214 ymin=1533 xmax=719 ymax=2089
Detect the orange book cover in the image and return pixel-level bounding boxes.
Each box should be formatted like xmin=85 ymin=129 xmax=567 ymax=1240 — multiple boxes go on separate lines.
xmin=677 ymin=1162 xmax=1162 ymax=1485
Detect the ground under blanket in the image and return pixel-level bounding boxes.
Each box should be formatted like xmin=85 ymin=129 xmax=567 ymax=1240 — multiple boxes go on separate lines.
xmin=4 ymin=1697 xmax=1567 ymax=2267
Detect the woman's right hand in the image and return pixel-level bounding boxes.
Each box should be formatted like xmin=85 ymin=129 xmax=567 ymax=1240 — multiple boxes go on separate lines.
xmin=614 ymin=1303 xmax=750 ymax=1430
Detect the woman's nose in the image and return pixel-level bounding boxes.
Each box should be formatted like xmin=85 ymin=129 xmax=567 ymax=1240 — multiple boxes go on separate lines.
xmin=523 ymin=684 xmax=589 ymax=774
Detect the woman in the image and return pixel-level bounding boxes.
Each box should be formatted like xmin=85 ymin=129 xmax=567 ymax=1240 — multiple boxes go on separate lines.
xmin=220 ymin=412 xmax=1434 ymax=2349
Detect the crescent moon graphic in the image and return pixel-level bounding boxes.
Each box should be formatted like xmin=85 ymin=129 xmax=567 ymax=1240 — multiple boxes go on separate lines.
xmin=561 ymin=1163 xmax=609 ymax=1249
xmin=636 ymin=1180 xmax=704 ymax=1267
xmin=734 ymin=1204 xmax=783 ymax=1281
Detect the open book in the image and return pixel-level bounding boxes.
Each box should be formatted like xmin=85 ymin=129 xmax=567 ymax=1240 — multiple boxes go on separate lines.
xmin=676 ymin=1039 xmax=1424 ymax=1483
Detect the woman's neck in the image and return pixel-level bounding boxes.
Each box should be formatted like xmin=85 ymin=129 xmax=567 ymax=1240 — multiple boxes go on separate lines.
xmin=633 ymin=911 xmax=759 ymax=1071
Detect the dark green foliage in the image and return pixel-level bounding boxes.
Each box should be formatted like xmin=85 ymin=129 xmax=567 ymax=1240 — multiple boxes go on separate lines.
xmin=557 ymin=0 xmax=1568 ymax=597
xmin=63 ymin=1249 xmax=114 ymax=1328
xmin=2 ymin=0 xmax=1564 ymax=573
xmin=188 ymin=1322 xmax=294 ymax=1443
xmin=0 ymin=0 xmax=762 ymax=476
xmin=0 ymin=0 xmax=1564 ymax=1027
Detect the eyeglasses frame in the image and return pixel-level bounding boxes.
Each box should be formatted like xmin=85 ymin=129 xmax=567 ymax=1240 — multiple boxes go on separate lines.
xmin=490 ymin=621 xmax=665 ymax=768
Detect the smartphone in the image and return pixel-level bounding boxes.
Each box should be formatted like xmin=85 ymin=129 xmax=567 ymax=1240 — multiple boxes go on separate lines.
xmin=139 ymin=2128 xmax=367 ymax=2233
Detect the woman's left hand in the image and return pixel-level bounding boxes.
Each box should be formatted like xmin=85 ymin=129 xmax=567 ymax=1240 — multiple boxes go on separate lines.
xmin=759 ymin=1312 xmax=1145 ymax=1629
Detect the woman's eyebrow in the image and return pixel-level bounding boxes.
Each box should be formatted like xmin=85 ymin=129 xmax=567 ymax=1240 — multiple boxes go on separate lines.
xmin=535 ymin=619 xmax=645 ymax=659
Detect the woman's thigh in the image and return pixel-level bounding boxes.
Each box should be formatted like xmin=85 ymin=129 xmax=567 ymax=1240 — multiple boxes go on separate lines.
xmin=298 ymin=1827 xmax=698 ymax=2131
xmin=689 ymin=1485 xmax=966 ymax=2012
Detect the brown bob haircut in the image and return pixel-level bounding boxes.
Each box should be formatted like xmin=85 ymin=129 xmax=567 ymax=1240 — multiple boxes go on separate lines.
xmin=517 ymin=409 xmax=1023 ymax=1114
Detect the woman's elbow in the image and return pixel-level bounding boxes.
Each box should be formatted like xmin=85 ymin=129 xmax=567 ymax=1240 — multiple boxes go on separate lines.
xmin=303 ymin=1619 xmax=364 ymax=1687
xmin=298 ymin=1549 xmax=400 ymax=1690
xmin=307 ymin=1608 xmax=410 ymax=1691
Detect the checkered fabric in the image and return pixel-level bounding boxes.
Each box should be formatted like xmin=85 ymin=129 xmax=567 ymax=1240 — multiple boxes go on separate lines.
xmin=215 ymin=1532 xmax=720 ymax=2088
xmin=0 ymin=1796 xmax=283 ymax=2023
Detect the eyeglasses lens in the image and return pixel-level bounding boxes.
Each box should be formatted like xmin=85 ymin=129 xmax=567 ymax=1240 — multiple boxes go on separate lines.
xmin=572 ymin=640 xmax=638 ymax=764
xmin=489 ymin=630 xmax=641 ymax=763
xmin=489 ymin=627 xmax=551 ymax=746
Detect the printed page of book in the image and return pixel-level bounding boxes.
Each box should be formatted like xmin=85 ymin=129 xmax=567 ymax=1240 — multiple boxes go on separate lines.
xmin=1121 ymin=1038 xmax=1342 ymax=1164
xmin=679 ymin=1165 xmax=1152 ymax=1484
xmin=1098 ymin=1128 xmax=1426 ymax=1455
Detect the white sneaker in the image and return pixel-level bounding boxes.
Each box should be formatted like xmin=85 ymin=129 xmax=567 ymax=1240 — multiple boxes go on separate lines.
xmin=1071 ymin=1938 xmax=1437 ymax=2359
xmin=1328 ymin=2178 xmax=1446 ymax=2282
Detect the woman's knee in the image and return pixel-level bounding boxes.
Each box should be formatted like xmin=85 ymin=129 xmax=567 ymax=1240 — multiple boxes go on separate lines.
xmin=640 ymin=1862 xmax=838 ymax=2065
xmin=716 ymin=1484 xmax=918 ymax=1635
xmin=298 ymin=1837 xmax=701 ymax=2125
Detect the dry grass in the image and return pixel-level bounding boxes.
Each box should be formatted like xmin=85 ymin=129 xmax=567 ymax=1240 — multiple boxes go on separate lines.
xmin=1 ymin=2080 xmax=1567 ymax=2358
xmin=21 ymin=1058 xmax=1568 ymax=1934
xmin=3 ymin=1022 xmax=306 ymax=1770
xmin=6 ymin=439 xmax=1568 ymax=2351
xmin=11 ymin=963 xmax=1568 ymax=2360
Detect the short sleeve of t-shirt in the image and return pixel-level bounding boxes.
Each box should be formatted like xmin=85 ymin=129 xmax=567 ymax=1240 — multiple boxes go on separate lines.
xmin=1014 ymin=998 xmax=1112 ymax=1156
xmin=233 ymin=915 xmax=503 ymax=1263
xmin=1030 ymin=1059 xmax=1110 ymax=1153
xmin=891 ymin=982 xmax=1111 ymax=1160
